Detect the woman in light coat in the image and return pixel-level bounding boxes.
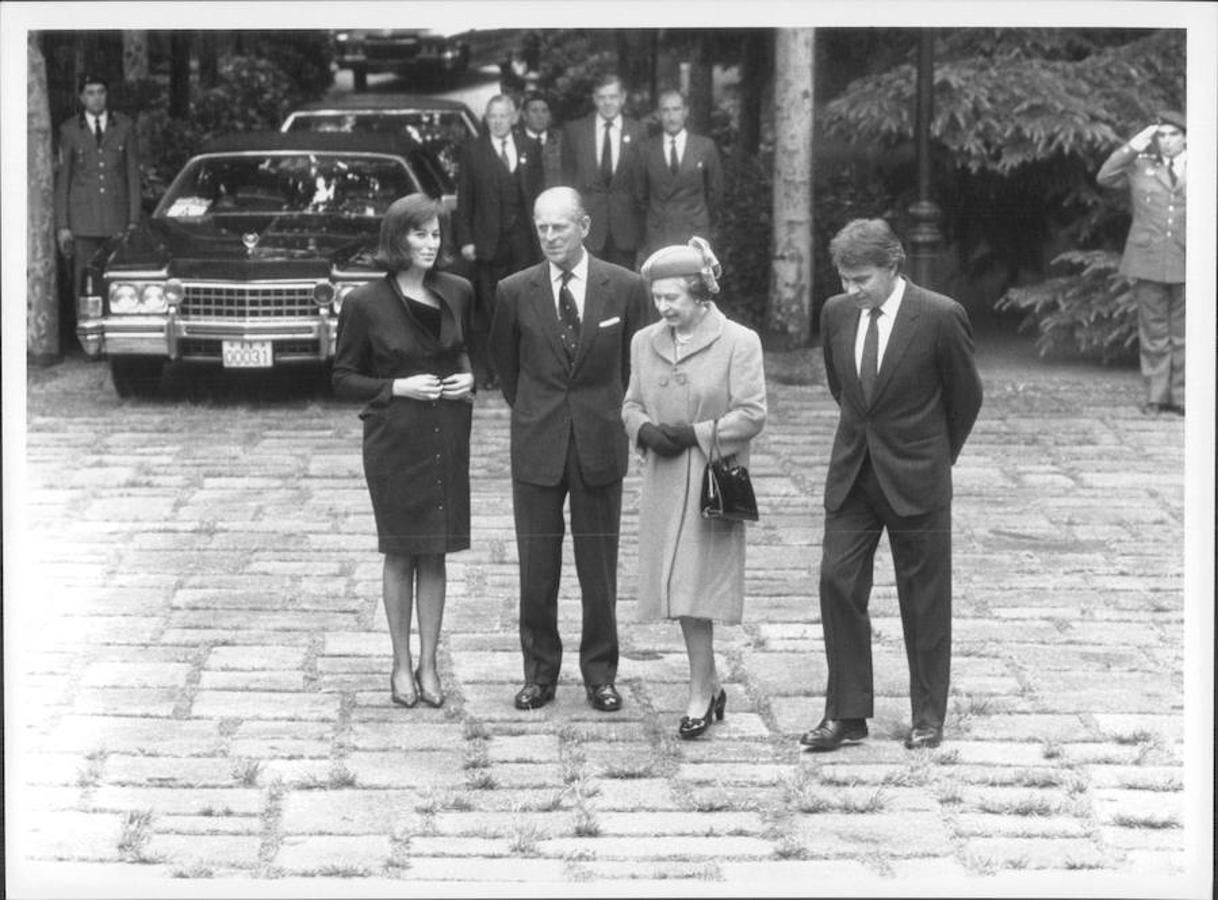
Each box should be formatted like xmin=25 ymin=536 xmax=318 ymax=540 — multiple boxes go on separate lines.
xmin=622 ymin=238 xmax=766 ymax=739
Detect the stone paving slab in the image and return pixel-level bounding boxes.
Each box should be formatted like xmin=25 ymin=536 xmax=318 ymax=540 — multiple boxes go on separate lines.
xmin=8 ymin=345 xmax=1207 ymax=896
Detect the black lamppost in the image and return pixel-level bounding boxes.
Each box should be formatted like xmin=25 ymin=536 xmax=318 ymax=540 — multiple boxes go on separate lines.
xmin=908 ymin=29 xmax=943 ymax=288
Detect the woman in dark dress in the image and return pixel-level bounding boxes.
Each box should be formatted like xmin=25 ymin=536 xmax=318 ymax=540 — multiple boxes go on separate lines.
xmin=332 ymin=194 xmax=475 ymax=709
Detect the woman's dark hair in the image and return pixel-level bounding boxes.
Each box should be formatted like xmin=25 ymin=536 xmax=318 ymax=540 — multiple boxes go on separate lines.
xmin=374 ymin=193 xmax=447 ymax=272
xmin=828 ymin=218 xmax=906 ymax=272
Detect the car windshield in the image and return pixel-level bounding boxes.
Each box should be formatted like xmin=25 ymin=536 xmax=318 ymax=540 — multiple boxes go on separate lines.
xmin=285 ymin=111 xmax=470 ymax=180
xmin=158 ymin=152 xmax=419 ymax=219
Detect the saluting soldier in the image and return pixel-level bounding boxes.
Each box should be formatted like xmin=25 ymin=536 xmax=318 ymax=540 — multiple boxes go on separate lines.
xmin=54 ymin=73 xmax=143 ymax=305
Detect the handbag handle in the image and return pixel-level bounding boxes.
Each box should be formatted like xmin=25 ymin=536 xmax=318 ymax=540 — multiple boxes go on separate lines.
xmin=709 ymin=418 xmax=723 ymax=462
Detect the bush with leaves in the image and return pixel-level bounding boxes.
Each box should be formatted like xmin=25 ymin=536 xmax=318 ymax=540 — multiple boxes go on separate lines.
xmin=995 ymin=250 xmax=1137 ymax=363
xmin=821 ymin=27 xmax=1183 ymax=358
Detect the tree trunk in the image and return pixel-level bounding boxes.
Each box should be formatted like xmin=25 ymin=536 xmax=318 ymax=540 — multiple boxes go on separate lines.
xmin=686 ymin=33 xmax=713 ymax=135
xmin=199 ymin=30 xmax=219 ymax=88
xmin=28 ymin=33 xmax=60 ymax=363
xmin=169 ymin=31 xmax=191 ymax=117
xmin=738 ymin=31 xmax=769 ymax=156
xmin=766 ymin=28 xmax=815 ymax=346
xmin=122 ymin=30 xmax=148 ymax=80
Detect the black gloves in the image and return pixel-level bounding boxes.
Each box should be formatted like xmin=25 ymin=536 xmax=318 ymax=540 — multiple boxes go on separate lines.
xmin=659 ymin=423 xmax=697 ymax=448
xmin=637 ymin=423 xmax=683 ymax=457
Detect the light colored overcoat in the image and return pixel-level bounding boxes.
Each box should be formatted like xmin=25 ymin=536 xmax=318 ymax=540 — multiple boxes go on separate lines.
xmin=622 ymin=303 xmax=766 ymax=624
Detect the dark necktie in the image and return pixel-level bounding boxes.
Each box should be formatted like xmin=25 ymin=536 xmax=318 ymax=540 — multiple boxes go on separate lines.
xmin=669 ymin=138 xmax=679 ymax=175
xmin=93 ymin=116 xmax=103 ymax=146
xmin=558 ymin=271 xmax=580 ymax=360
xmin=600 ymin=120 xmax=614 ymax=184
xmin=860 ymin=307 xmax=881 ymax=404
xmin=500 ymin=138 xmax=512 ymax=172
xmin=1167 ymin=158 xmax=1177 ymax=187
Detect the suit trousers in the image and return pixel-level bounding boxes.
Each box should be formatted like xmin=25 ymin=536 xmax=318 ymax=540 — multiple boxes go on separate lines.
xmin=819 ymin=458 xmax=952 ymax=730
xmin=1133 ymin=279 xmax=1185 ymax=407
xmin=512 ymin=436 xmax=622 ymax=687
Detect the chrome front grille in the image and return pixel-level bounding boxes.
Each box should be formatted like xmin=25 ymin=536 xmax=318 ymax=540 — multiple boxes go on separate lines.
xmin=181 ymin=284 xmax=317 ymax=318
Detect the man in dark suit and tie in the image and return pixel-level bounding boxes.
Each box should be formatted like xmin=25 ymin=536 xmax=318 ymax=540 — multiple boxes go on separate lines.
xmin=561 ymin=74 xmax=646 ymax=269
xmin=456 ymin=94 xmax=544 ymax=388
xmin=490 ymin=187 xmax=652 ymax=712
xmin=54 ymin=73 xmax=142 ymax=337
xmin=802 ymin=218 xmax=983 ymax=753
xmin=518 ymin=91 xmax=564 ymax=190
xmin=641 ymin=90 xmax=724 ymax=257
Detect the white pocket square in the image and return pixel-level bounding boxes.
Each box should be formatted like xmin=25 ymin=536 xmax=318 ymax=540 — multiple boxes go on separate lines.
xmin=599 ymin=316 xmax=621 ymax=328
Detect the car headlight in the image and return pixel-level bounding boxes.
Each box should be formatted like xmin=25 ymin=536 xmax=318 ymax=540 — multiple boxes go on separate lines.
xmin=110 ymin=281 xmax=171 ymax=314
xmin=313 ymin=282 xmax=336 ymax=308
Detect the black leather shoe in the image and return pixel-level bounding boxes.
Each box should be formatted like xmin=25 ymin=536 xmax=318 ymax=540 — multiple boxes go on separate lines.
xmin=904 ymin=726 xmax=943 ymax=750
xmin=678 ymin=688 xmax=727 ymax=740
xmin=799 ymin=718 xmax=868 ymax=751
xmin=585 ymin=683 xmax=622 ymax=712
xmin=514 ymin=682 xmax=555 ymax=710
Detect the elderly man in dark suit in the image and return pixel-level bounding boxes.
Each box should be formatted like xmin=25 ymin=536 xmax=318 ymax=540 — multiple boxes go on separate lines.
xmin=490 ymin=187 xmax=652 ymax=712
xmin=641 ymin=90 xmax=724 ymax=257
xmin=561 ymin=74 xmax=646 ymax=270
xmin=54 ymin=73 xmax=142 ymax=324
xmin=1097 ymin=110 xmax=1187 ymax=415
xmin=802 ymin=218 xmax=983 ymax=753
xmin=456 ymin=94 xmax=544 ymax=388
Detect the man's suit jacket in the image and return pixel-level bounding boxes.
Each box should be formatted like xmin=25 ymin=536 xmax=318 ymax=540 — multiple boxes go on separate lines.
xmin=455 ymin=132 xmax=544 ymax=260
xmin=821 ymin=280 xmax=983 ymax=517
xmin=1096 ymin=145 xmax=1186 ymax=284
xmin=54 ymin=111 xmax=142 ymax=237
xmin=560 ymin=115 xmax=647 ymax=253
xmin=490 ymin=255 xmax=652 ymax=487
xmin=642 ymin=131 xmax=724 ymax=255
xmin=516 ymin=126 xmax=564 ymax=189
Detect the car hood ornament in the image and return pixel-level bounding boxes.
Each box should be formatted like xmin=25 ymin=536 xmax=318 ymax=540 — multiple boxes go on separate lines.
xmin=242 ymin=232 xmax=260 ymax=253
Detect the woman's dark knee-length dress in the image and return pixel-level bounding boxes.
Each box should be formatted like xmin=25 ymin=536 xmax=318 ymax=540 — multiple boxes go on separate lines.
xmin=332 ymin=271 xmax=475 ymax=555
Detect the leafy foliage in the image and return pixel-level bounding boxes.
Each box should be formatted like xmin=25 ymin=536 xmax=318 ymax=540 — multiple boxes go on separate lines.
xmin=821 ymin=28 xmax=1183 ymax=358
xmin=995 ymin=250 xmax=1138 ymax=363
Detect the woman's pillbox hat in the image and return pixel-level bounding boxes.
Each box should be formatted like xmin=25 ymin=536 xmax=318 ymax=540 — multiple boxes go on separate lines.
xmin=640 ymin=237 xmax=722 ymax=293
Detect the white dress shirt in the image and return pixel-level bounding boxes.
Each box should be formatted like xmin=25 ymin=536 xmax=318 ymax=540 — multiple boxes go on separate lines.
xmin=549 ymin=250 xmax=589 ymax=319
xmin=596 ymin=114 xmax=624 ymax=172
xmin=526 ymin=128 xmax=546 ymax=147
xmin=87 ymin=111 xmax=108 ymax=136
xmin=853 ymin=277 xmax=907 ymax=375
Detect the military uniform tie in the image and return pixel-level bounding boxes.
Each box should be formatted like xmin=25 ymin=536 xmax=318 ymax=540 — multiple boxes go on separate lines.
xmin=860 ymin=307 xmax=881 ymax=405
xmin=93 ymin=116 xmax=103 ymax=146
xmin=558 ymin=270 xmax=580 ymax=360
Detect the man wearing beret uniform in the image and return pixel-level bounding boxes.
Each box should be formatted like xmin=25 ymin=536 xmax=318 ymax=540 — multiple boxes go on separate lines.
xmin=54 ymin=73 xmax=142 ymax=337
xmin=1097 ymin=110 xmax=1187 ymax=415
xmin=490 ymin=186 xmax=653 ymax=712
xmin=802 ymin=219 xmax=982 ymax=753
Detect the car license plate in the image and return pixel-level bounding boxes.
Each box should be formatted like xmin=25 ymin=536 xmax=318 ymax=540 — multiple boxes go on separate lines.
xmin=221 ymin=340 xmax=273 ymax=368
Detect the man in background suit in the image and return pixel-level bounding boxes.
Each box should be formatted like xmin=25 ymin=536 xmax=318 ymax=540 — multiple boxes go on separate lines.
xmin=518 ymin=91 xmax=564 ymax=190
xmin=641 ymin=90 xmax=724 ymax=257
xmin=561 ymin=73 xmax=646 ymax=269
xmin=55 ymin=73 xmax=142 ymax=335
xmin=490 ymin=187 xmax=652 ymax=712
xmin=802 ymin=218 xmax=982 ymax=753
xmin=456 ymin=94 xmax=543 ymax=388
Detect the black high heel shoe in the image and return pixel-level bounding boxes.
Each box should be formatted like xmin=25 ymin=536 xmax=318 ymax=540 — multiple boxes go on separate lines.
xmin=390 ymin=674 xmax=418 ymax=708
xmin=678 ymin=688 xmax=727 ymax=740
xmin=414 ymin=667 xmax=445 ymax=709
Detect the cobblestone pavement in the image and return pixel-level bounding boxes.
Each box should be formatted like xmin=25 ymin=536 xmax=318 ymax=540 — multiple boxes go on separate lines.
xmin=7 ymin=336 xmax=1207 ymax=897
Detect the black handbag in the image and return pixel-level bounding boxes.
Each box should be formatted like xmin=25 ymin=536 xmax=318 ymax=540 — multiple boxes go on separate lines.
xmin=700 ymin=419 xmax=759 ymax=522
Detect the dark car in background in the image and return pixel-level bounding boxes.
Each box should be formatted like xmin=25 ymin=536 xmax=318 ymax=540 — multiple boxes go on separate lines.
xmin=281 ymin=93 xmax=479 ymax=186
xmin=332 ymin=29 xmax=471 ymax=91
xmin=76 ymin=132 xmax=449 ymax=397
